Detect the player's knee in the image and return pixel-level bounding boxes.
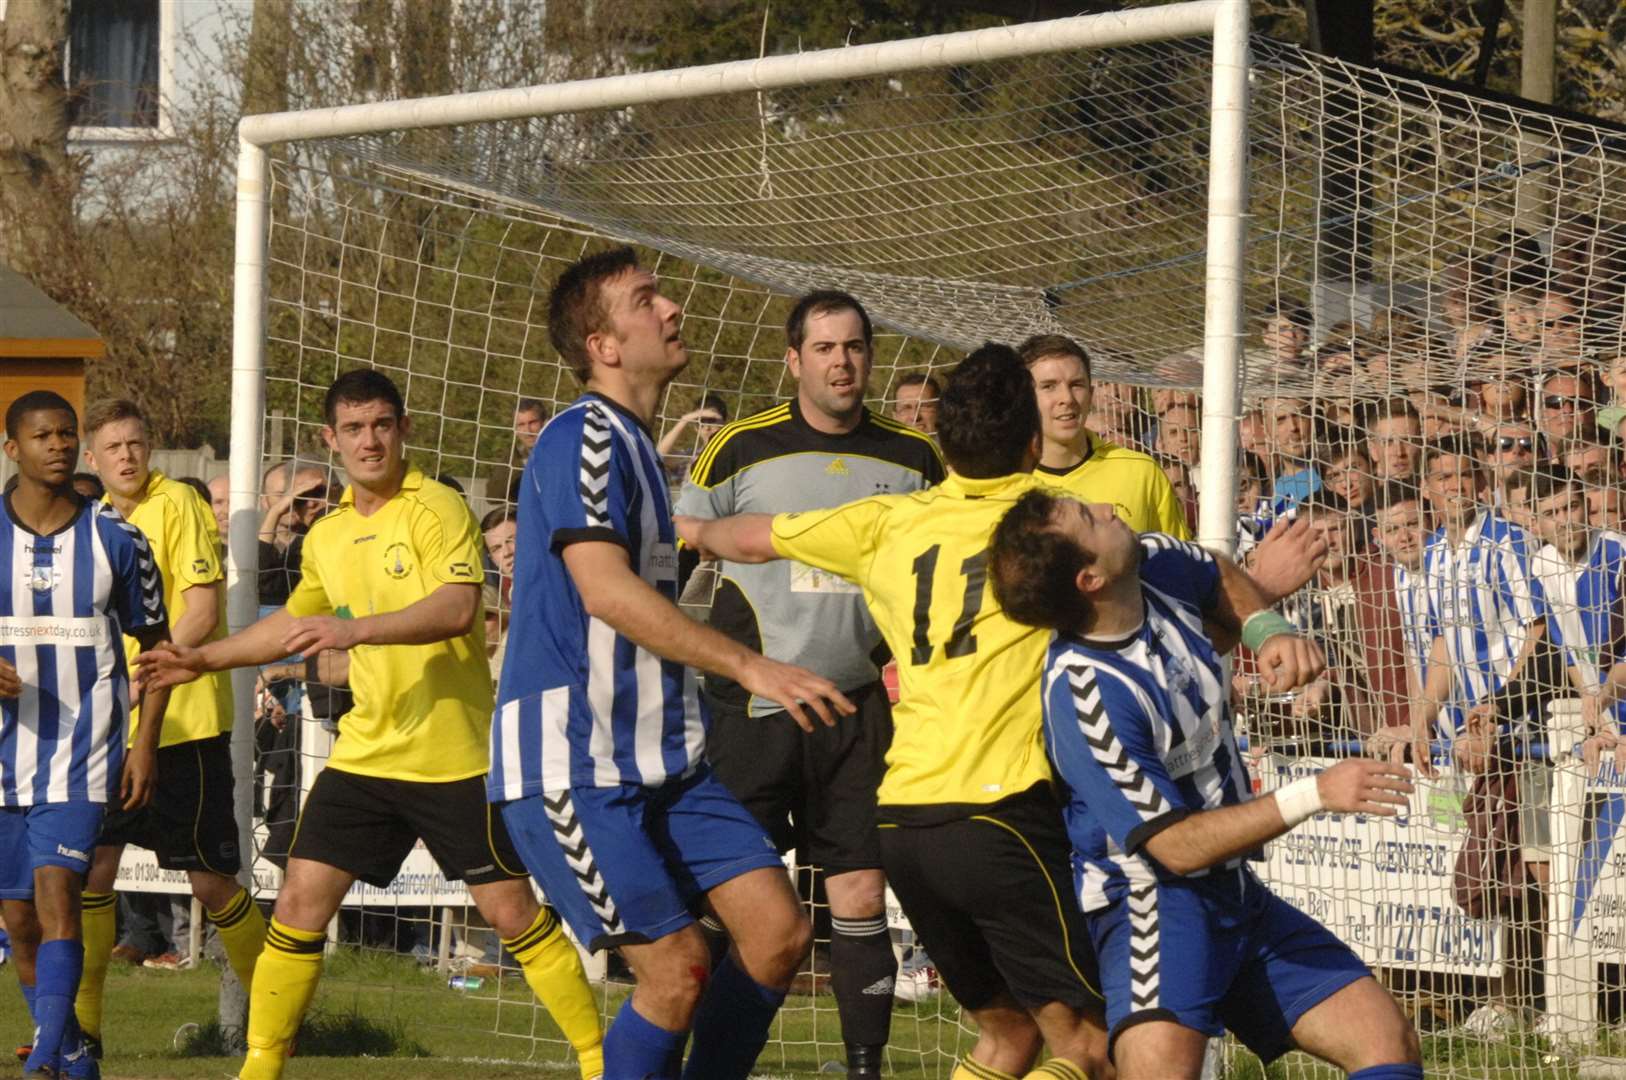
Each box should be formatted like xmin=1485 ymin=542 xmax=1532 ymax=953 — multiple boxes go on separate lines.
xmin=1338 ymin=993 xmax=1421 ymax=1070
xmin=1366 ymin=1010 xmax=1422 ymax=1067
xmin=468 ymin=879 xmax=538 ymax=939
xmin=826 ymin=869 xmax=886 ymax=919
xmin=637 ymin=934 xmax=714 ymax=1016
xmin=970 ymin=1004 xmax=1044 ymax=1070
xmin=190 ymin=870 xmax=240 ymax=912
xmin=770 ymin=910 xmax=815 ymax=977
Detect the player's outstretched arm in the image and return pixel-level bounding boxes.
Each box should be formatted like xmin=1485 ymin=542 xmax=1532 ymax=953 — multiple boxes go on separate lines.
xmin=0 ymin=657 xmax=19 ymax=698
xmin=122 ymin=623 xmax=177 ymax=811
xmin=565 ymin=539 xmax=853 ymax=730
xmin=280 ymin=581 xmax=478 ymax=656
xmin=673 ymin=513 xmax=777 ymax=564
xmin=137 ymin=605 xmax=301 ymax=690
xmin=1141 ymin=759 xmax=1413 ymax=876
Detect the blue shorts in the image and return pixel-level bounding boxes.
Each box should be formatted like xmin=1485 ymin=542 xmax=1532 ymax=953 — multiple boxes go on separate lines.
xmin=500 ymin=766 xmax=783 ymax=951
xmin=0 ymin=802 xmax=105 ymax=899
xmin=1090 ymin=868 xmax=1369 ymax=1064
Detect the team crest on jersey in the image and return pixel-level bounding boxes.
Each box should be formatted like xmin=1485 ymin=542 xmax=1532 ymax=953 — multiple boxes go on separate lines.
xmin=384 ymin=542 xmax=413 ymax=579
xmin=1163 ymin=653 xmax=1197 ymax=698
xmin=26 ymin=565 xmax=60 ymax=594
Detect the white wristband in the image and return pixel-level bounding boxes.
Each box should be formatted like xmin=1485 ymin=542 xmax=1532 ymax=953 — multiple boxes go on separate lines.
xmin=1274 ymin=775 xmax=1324 ymax=828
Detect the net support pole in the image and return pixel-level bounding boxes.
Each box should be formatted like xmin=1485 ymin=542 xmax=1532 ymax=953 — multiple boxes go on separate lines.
xmin=226 ymin=138 xmax=269 ymax=933
xmin=1196 ymin=0 xmax=1250 ymax=558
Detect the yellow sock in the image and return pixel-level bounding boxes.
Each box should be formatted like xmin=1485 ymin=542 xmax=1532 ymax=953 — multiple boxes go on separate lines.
xmin=206 ymin=887 xmax=269 ymax=992
xmin=953 ymin=1060 xmax=1019 ymax=1080
xmin=238 ymin=918 xmax=325 ymax=1080
xmin=1023 ymin=1060 xmax=1089 ymax=1080
xmin=503 ymin=906 xmax=604 ymax=1080
xmin=74 ymin=891 xmax=117 ymax=1040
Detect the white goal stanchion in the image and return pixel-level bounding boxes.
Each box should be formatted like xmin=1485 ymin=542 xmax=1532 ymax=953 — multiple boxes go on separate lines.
xmin=226 ymin=4 xmax=1250 ymax=1076
xmin=225 ymin=0 xmax=1626 ymax=1075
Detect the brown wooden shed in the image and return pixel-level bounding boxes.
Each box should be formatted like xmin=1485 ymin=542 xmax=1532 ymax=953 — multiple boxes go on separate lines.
xmin=0 ymin=263 xmax=101 ymax=428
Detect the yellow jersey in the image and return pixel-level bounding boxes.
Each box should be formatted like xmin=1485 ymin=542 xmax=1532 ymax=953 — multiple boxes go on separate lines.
xmin=1036 ymin=432 xmax=1190 ymax=538
xmin=771 ymin=471 xmax=1055 ymax=821
xmin=114 ymin=470 xmax=232 ymax=747
xmin=286 ymin=469 xmax=491 ymax=783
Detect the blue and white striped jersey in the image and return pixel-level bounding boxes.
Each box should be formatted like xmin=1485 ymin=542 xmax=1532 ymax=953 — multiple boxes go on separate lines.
xmin=1533 ymin=531 xmax=1626 ymax=722
xmin=1041 ymin=534 xmax=1251 ymax=912
xmin=490 ymin=394 xmax=705 ymax=798
xmin=1420 ymin=511 xmax=1544 ymax=737
xmin=1391 ymin=561 xmax=1433 ymax=689
xmin=0 ymin=497 xmax=165 ymax=806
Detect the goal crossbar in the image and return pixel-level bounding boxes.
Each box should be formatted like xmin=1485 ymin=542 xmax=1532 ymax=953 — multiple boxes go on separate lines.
xmin=223 ymin=0 xmax=1251 ymax=995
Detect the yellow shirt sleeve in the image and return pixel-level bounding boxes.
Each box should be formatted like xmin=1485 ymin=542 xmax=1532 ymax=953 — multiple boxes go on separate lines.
xmin=410 ymin=489 xmax=486 ymax=586
xmin=770 ymin=496 xmax=890 ymax=582
xmin=285 ymin=536 xmax=333 ymax=618
xmin=166 ymin=487 xmax=223 ymax=588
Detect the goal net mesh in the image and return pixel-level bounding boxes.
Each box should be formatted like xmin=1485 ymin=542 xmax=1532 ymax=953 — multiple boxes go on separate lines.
xmin=248 ymin=25 xmax=1626 ymax=1078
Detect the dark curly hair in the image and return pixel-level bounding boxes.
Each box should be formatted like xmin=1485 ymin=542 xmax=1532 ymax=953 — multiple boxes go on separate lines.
xmin=938 ymin=343 xmax=1039 ymax=478
xmin=989 ymin=488 xmax=1091 ymax=632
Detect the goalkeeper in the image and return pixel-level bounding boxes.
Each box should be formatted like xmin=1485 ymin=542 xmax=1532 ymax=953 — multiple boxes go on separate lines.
xmin=987 ymin=487 xmax=1422 ymax=1080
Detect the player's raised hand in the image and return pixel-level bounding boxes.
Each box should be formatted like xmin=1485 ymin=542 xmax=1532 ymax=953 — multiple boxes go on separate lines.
xmin=0 ymin=657 xmax=20 ymax=698
xmin=1246 ymin=515 xmax=1329 ymax=603
xmin=1314 ymin=759 xmax=1414 ymax=816
xmin=736 ymin=654 xmax=856 ymax=732
xmin=120 ymin=742 xmax=158 ymax=811
xmin=1253 ymin=631 xmax=1325 ymax=693
xmin=135 ymin=642 xmax=208 ymax=691
xmin=282 ymin=615 xmax=360 ymax=657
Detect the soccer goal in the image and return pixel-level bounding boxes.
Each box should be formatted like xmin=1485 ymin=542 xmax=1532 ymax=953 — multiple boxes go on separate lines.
xmin=225 ymin=0 xmax=1626 ymax=1074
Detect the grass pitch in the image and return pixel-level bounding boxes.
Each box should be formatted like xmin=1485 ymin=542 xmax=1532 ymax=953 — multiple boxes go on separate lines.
xmin=0 ymin=952 xmax=1593 ymax=1078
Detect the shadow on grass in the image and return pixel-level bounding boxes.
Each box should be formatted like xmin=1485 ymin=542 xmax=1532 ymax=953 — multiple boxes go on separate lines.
xmin=179 ymin=1013 xmax=429 ymax=1059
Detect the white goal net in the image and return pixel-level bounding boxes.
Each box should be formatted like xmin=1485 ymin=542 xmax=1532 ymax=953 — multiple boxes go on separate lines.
xmin=227 ymin=1 xmax=1626 ymax=1076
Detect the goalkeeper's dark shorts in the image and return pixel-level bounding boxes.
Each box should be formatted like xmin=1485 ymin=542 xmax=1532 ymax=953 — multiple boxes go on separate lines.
xmin=878 ymin=785 xmax=1103 ymax=1013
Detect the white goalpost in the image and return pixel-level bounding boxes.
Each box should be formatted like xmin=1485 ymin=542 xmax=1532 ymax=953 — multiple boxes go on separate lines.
xmin=223 ymin=4 xmax=1249 ymax=1073
xmin=221 ymin=0 xmax=1626 ymax=1075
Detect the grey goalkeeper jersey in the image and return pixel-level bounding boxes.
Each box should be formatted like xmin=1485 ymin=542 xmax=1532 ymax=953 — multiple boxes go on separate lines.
xmin=676 ymin=399 xmax=944 ymax=715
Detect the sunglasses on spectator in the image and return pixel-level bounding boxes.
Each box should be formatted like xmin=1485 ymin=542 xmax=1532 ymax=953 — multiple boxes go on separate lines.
xmin=1494 ymin=436 xmax=1534 ymax=453
xmin=1543 ymin=395 xmax=1597 ymax=410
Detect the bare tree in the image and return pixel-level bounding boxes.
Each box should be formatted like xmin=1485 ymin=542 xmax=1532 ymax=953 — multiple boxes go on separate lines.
xmin=0 ymin=0 xmax=75 ymax=276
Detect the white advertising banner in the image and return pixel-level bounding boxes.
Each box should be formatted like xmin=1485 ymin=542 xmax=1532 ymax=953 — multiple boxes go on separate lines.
xmin=1253 ymin=753 xmax=1504 ymax=978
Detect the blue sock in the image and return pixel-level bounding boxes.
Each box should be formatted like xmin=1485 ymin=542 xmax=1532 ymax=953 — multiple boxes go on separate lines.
xmin=1349 ymin=1066 xmax=1424 ymax=1080
xmin=19 ymin=981 xmax=37 ymax=1022
xmin=25 ymin=939 xmax=82 ymax=1071
xmin=604 ymin=997 xmax=684 ymax=1080
xmin=679 ymin=954 xmax=786 ymax=1080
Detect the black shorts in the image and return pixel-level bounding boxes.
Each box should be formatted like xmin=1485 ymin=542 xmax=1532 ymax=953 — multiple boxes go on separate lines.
xmin=99 ymin=732 xmax=241 ymax=875
xmin=878 ymin=786 xmax=1102 ymax=1013
xmin=289 ymin=768 xmax=529 ymax=889
xmin=705 ymin=680 xmax=891 ymax=875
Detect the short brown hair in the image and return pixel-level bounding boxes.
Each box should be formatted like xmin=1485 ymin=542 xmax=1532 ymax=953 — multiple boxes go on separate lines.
xmin=84 ymin=398 xmax=147 ymax=438
xmin=785 ymin=289 xmax=873 ymax=352
xmin=1017 ymin=334 xmax=1092 ymax=380
xmin=548 ymin=247 xmax=640 ymax=384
